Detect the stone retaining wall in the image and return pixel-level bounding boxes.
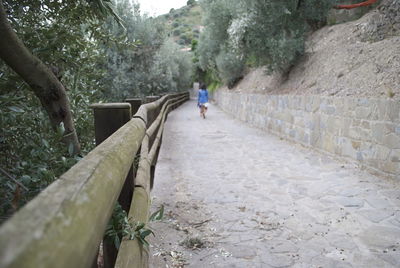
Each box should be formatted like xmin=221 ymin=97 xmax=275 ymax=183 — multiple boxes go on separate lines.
xmin=215 ymin=90 xmax=400 ymax=179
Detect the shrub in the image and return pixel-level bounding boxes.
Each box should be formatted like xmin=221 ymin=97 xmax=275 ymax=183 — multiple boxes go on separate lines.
xmin=198 ymin=0 xmax=336 ymax=78
xmin=216 ymin=48 xmax=245 ymax=88
xmin=150 ymin=40 xmax=193 ymax=93
xmin=187 ymin=0 xmax=196 ymax=6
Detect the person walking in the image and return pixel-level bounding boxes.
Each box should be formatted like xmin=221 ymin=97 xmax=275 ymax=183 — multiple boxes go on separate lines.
xmin=197 ymin=83 xmax=209 ymax=119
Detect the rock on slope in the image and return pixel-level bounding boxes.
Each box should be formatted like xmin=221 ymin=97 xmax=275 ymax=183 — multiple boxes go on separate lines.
xmin=229 ymin=0 xmax=400 ymax=100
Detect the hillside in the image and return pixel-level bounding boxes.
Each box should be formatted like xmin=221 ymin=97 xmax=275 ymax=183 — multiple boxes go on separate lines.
xmin=159 ymin=2 xmax=203 ymax=47
xmin=224 ymin=0 xmax=400 ymax=100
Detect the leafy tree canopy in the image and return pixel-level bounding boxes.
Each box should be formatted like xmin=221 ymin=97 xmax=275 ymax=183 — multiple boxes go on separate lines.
xmin=0 ymin=0 xmax=194 ymax=222
xmin=197 ymin=0 xmax=336 ymax=86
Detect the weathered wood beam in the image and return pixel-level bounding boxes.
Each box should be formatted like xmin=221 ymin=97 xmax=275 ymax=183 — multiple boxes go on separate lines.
xmin=0 ymin=118 xmax=146 ymax=268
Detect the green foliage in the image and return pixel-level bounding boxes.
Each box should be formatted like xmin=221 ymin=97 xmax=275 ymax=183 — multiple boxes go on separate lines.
xmin=191 ymin=39 xmax=198 ymax=51
xmin=187 ymin=0 xmax=196 ymax=6
xmin=161 ymin=2 xmax=203 ymax=48
xmin=105 ymin=204 xmax=164 ymax=249
xmin=173 ymin=28 xmax=181 ymax=36
xmin=0 ymin=0 xmax=108 ymax=222
xmin=197 ymin=0 xmax=337 ymax=85
xmin=0 ymin=91 xmax=84 ymax=221
xmin=0 ymin=0 xmax=196 ymax=222
xmin=180 ymin=32 xmax=193 ymax=44
xmin=150 ymin=40 xmax=194 ymax=94
xmin=101 ymin=0 xmax=167 ymax=100
xmin=216 ymin=48 xmax=245 ymax=88
xmin=198 ymin=0 xmax=233 ymax=70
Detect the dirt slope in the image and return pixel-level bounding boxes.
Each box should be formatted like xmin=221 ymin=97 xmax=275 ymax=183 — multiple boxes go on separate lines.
xmin=228 ymin=0 xmax=400 ymax=100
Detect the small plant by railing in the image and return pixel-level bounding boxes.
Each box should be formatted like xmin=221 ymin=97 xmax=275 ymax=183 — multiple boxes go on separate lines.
xmin=105 ymin=204 xmax=164 ymax=249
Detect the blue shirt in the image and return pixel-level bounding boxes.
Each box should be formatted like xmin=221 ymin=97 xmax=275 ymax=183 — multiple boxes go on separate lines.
xmin=198 ymin=89 xmax=208 ymax=104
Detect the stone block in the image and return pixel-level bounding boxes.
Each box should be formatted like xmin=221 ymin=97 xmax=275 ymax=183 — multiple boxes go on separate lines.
xmin=359 ymin=226 xmax=400 ymax=249
xmin=358 ymin=142 xmax=374 ymax=162
xmin=380 ymin=160 xmax=400 ymax=175
xmin=375 ymin=99 xmax=389 ymax=121
xmin=300 ymin=95 xmax=307 ymax=110
xmin=305 ymin=96 xmax=321 ymax=113
xmin=352 ymin=119 xmax=361 ymax=127
xmin=303 ymin=132 xmax=311 ymax=145
xmin=343 ymin=98 xmax=355 ymax=117
xmin=275 ymin=119 xmax=283 ymax=133
xmin=348 ymin=126 xmax=370 ymax=141
xmin=372 ymin=145 xmax=391 ymax=161
xmin=351 ymin=140 xmax=361 ymax=150
xmin=320 ymin=114 xmax=328 ymax=131
xmin=305 ymin=121 xmax=315 ymax=131
xmin=282 ymin=113 xmax=294 ymax=124
xmin=293 ymin=126 xmax=303 ymax=141
xmin=371 ymin=122 xmax=394 ymax=144
xmin=321 ymin=133 xmax=335 ymax=153
xmin=291 ymin=96 xmax=300 ymax=110
xmin=387 ymin=101 xmax=400 ymax=122
xmin=289 ymin=129 xmax=296 ymax=139
xmin=389 ymin=149 xmax=400 ymax=163
xmin=372 ymin=100 xmax=400 ymax=122
xmin=357 ymin=98 xmax=370 ymax=107
xmin=334 ymin=136 xmax=344 ymax=155
xmin=333 ymin=97 xmax=345 ymax=116
xmin=341 ymin=137 xmax=358 ymax=158
xmin=320 ymin=98 xmax=336 ymax=115
xmin=326 ymin=116 xmax=340 ymax=134
xmin=361 ymin=120 xmax=371 ymax=130
xmin=349 ymin=127 xmax=361 ymax=140
xmin=341 ymin=118 xmax=352 ymax=137
xmin=294 ymin=116 xmax=305 ymax=128
xmin=356 ymin=151 xmax=364 ymax=161
xmin=354 ymin=106 xmax=372 ymax=119
xmin=310 ymin=130 xmax=322 ymax=148
xmin=357 ymin=209 xmax=396 ymax=223
xmin=383 ymin=133 xmax=400 ymax=149
xmin=275 ymin=112 xmax=285 ymax=122
xmin=326 ymin=106 xmax=336 ymax=115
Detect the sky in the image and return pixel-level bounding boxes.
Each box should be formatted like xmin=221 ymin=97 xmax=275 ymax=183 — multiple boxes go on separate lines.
xmin=136 ymin=0 xmax=188 ymax=16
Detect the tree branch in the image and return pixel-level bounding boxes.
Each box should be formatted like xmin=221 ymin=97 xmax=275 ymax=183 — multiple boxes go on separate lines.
xmin=0 ymin=0 xmax=80 ymax=154
xmin=0 ymin=167 xmax=29 ymax=191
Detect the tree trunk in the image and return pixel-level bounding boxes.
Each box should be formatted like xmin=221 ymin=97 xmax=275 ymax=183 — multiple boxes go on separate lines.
xmin=0 ymin=0 xmax=80 ymax=154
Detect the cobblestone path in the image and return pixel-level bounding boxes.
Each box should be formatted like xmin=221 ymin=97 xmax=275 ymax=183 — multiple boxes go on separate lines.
xmin=149 ymin=100 xmax=400 ymax=268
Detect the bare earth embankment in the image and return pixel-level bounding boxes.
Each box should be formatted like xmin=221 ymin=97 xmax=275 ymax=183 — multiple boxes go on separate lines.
xmin=227 ymin=0 xmax=400 ymax=100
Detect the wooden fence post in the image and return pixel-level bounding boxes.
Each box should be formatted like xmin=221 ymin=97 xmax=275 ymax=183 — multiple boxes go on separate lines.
xmin=144 ymin=95 xmax=160 ymax=128
xmin=145 ymin=95 xmax=159 ymax=103
xmin=125 ymin=98 xmax=142 ymax=116
xmin=91 ymin=103 xmax=133 ymax=268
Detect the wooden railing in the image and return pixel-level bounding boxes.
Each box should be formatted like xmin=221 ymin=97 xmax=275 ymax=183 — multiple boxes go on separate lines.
xmin=0 ymin=91 xmax=189 ymax=268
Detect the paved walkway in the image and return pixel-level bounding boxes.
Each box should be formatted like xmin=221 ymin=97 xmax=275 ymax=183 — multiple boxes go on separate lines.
xmin=149 ymin=100 xmax=400 ymax=268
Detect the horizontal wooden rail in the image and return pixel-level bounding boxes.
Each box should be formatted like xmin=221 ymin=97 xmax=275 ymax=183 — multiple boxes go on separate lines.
xmin=0 ymin=118 xmax=146 ymax=268
xmin=115 ymin=96 xmax=187 ymax=267
xmin=0 ymin=91 xmax=189 ymax=268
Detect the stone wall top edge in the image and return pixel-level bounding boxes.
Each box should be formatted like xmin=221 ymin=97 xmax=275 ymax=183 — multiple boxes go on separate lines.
xmin=217 ymin=90 xmax=399 ymax=103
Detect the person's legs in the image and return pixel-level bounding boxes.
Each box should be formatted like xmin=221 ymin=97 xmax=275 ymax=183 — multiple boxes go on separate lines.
xmin=200 ymin=105 xmax=206 ymax=119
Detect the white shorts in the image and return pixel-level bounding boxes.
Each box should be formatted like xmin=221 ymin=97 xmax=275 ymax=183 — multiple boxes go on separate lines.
xmin=202 ymin=102 xmax=209 ymax=108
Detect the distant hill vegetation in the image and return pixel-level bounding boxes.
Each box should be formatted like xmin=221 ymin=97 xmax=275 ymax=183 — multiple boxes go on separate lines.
xmin=159 ymin=1 xmax=203 ymax=47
